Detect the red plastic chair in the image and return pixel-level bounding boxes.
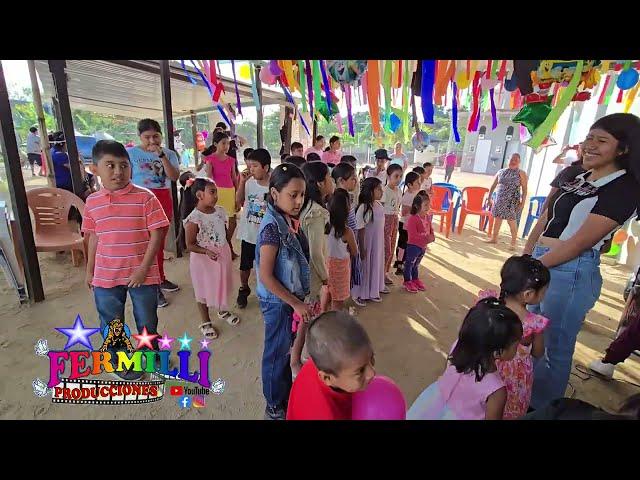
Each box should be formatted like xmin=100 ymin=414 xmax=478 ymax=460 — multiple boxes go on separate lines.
xmin=26 ymin=187 xmax=87 ymax=266
xmin=457 ymin=186 xmax=494 ymax=236
xmin=430 ymin=185 xmax=453 ymax=238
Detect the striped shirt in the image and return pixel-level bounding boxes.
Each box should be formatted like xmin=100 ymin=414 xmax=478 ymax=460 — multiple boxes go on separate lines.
xmin=81 ymin=182 xmax=170 ymax=288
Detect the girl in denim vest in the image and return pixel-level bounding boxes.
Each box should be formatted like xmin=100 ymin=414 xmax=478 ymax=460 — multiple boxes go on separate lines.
xmin=255 ymin=164 xmax=313 ymax=420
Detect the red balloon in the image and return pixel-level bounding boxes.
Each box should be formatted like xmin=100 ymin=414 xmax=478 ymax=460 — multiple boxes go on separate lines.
xmin=352 ymin=376 xmax=406 ymax=420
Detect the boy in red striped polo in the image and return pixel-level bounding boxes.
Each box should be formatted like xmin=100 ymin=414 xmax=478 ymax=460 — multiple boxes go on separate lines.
xmin=82 ymin=141 xmax=169 ymax=378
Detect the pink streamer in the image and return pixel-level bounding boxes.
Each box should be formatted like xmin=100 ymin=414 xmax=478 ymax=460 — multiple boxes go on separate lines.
xmin=362 ymin=73 xmax=368 ymax=105
xmin=335 ymin=113 xmax=344 ymax=134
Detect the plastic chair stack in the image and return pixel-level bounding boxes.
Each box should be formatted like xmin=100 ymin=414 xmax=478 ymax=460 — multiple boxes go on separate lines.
xmin=522 ymin=196 xmax=547 ymax=238
xmin=430 ymin=185 xmax=454 ymax=238
xmin=457 ymin=186 xmax=494 ymax=236
xmin=433 ymin=182 xmax=462 ymax=231
xmin=26 ymin=187 xmax=87 ymax=266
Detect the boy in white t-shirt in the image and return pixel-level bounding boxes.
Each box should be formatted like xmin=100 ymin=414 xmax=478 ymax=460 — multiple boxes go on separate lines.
xmin=235 ymin=148 xmax=271 ymax=308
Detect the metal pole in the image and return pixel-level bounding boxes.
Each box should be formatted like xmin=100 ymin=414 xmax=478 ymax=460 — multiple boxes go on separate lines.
xmin=0 ymin=62 xmax=44 ymax=302
xmin=255 ymin=65 xmax=264 ymax=149
xmin=48 ymin=60 xmax=84 ymax=198
xmin=190 ymin=110 xmax=199 ymax=168
xmin=312 ymin=118 xmax=318 ymax=142
xmin=159 ymin=60 xmax=182 ymax=258
xmin=284 ymin=105 xmax=293 ymax=155
xmin=27 ymin=60 xmax=55 ymax=187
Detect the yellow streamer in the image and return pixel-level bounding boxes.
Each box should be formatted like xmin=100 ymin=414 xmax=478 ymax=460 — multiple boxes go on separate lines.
xmin=624 ymin=82 xmax=640 ymax=113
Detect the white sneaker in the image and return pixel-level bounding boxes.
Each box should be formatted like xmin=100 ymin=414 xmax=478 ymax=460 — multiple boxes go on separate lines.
xmin=588 ymin=359 xmax=615 ymax=379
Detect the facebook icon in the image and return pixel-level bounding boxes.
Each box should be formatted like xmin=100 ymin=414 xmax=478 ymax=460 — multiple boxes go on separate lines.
xmin=178 ymin=396 xmax=191 ymax=409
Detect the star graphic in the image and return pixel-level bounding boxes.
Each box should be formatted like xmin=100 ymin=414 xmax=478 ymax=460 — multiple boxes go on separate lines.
xmin=132 ymin=327 xmax=159 ymax=350
xmin=200 ymin=338 xmax=211 ymax=349
xmin=177 ymin=332 xmax=193 ymax=351
xmin=157 ymin=331 xmax=175 ymax=350
xmin=55 ymin=315 xmax=100 ymax=350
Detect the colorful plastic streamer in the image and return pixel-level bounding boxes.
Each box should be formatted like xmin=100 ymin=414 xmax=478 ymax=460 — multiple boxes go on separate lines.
xmin=298 ymin=60 xmax=307 ymax=113
xmin=344 ymin=84 xmax=355 ymax=137
xmin=312 ymin=60 xmax=323 ymax=116
xmin=598 ymin=74 xmax=612 ymax=104
xmin=305 ymin=60 xmax=314 ymax=120
xmin=402 ymin=60 xmax=411 ymax=142
xmin=528 ymin=60 xmax=583 ymax=150
xmin=230 ymin=60 xmax=242 ymax=117
xmin=367 ymin=60 xmax=381 ymax=135
xmin=383 ymin=60 xmax=393 ymax=132
xmin=249 ymin=63 xmax=261 ymax=111
xmin=452 ymin=81 xmax=460 ymax=143
xmin=421 ymin=60 xmax=436 ymax=124
xmin=489 ymin=88 xmax=497 ymax=130
xmin=468 ymin=71 xmax=482 ymax=132
xmin=280 ymin=84 xmax=310 ymax=136
xmin=319 ymin=60 xmax=333 ymax=120
xmin=624 ymin=82 xmax=640 ymax=113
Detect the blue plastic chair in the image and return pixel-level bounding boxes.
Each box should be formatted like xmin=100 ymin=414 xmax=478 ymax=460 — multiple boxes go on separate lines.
xmin=433 ymin=182 xmax=462 ymax=230
xmin=522 ymin=196 xmax=547 ymax=238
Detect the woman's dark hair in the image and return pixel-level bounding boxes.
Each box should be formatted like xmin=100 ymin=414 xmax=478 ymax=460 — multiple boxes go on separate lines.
xmin=423 ymin=162 xmax=433 ymax=168
xmin=29 ymin=126 xmax=37 ymax=133
xmin=301 ymin=161 xmax=330 ymax=209
xmin=137 ymin=118 xmax=162 ymax=135
xmin=215 ymin=121 xmax=228 ymax=131
xmin=386 ymin=163 xmax=403 ymax=177
xmin=410 ymin=190 xmax=430 ymax=215
xmin=590 ymin=113 xmax=640 ymax=175
xmin=307 ymin=152 xmax=321 ymax=162
xmin=341 ymin=155 xmax=357 ymax=166
xmin=329 ymin=135 xmax=340 ymax=146
xmin=49 ymin=131 xmax=66 ymax=151
xmin=325 ymin=188 xmax=350 ymax=238
xmin=356 ymin=177 xmax=382 ymax=224
xmin=332 ymin=162 xmax=356 ymax=184
xmin=314 ymin=135 xmax=325 ymax=144
xmin=403 ymin=171 xmax=420 ymax=193
xmin=268 ymin=163 xmax=306 ymax=206
xmin=324 ymin=146 xmax=330 ymax=152
xmin=181 ymin=177 xmax=216 ymax=221
xmin=179 ymin=170 xmax=195 ymax=188
xmin=498 ymin=255 xmax=551 ymax=302
xmin=449 ymin=298 xmax=523 ymax=381
xmin=243 ymin=147 xmax=255 ymax=160
xmin=286 ymin=155 xmax=306 ymax=168
xmin=413 ymin=166 xmax=426 ymax=175
xmin=201 ymin=131 xmax=229 ymax=156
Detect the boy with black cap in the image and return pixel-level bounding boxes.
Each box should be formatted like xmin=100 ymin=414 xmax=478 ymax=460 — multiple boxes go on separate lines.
xmin=367 ymin=149 xmax=390 ymax=184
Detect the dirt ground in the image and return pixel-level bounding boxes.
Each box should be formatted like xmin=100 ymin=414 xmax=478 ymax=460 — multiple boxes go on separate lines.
xmin=0 ymin=167 xmax=638 ymax=420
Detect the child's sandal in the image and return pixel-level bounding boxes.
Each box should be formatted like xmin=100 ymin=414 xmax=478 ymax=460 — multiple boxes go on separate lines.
xmin=199 ymin=322 xmax=219 ymax=339
xmin=218 ymin=311 xmax=240 ymax=326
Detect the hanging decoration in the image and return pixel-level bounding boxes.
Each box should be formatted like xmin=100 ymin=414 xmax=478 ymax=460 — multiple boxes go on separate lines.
xmin=280 ymin=84 xmax=310 ymax=136
xmin=230 ymin=60 xmax=242 ymax=118
xmin=326 ymin=60 xmax=368 ymax=85
xmin=383 ymin=60 xmax=393 ymax=131
xmin=305 ymin=60 xmax=314 ymax=120
xmin=344 ymin=84 xmax=355 ymax=137
xmin=298 ymin=60 xmax=307 ymax=113
xmin=312 ymin=60 xmax=324 ymax=116
xmin=412 ymin=130 xmax=430 ymax=152
xmin=319 ymin=60 xmax=333 ymax=121
xmin=250 ymin=63 xmax=261 ymax=111
xmin=367 ymin=60 xmax=381 ymax=136
xmin=451 ymin=81 xmax=460 ymax=143
xmin=420 ymin=60 xmax=436 ymax=124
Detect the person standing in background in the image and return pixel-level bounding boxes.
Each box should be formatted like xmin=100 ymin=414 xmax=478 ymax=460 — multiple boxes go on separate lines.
xmin=389 ymin=142 xmax=409 ymax=171
xmin=26 ymin=126 xmax=42 ymax=177
xmin=444 ymin=151 xmax=457 ymax=183
xmin=322 ymin=136 xmax=342 ymax=165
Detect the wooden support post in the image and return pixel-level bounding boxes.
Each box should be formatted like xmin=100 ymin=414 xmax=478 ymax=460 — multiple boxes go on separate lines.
xmin=255 ymin=65 xmax=264 ymax=149
xmin=27 ymin=60 xmax=55 ymax=187
xmin=284 ymin=105 xmax=293 ymax=155
xmin=48 ymin=60 xmax=84 ymax=198
xmin=159 ymin=60 xmax=182 ymax=258
xmin=0 ymin=62 xmax=44 ymax=302
xmin=190 ymin=110 xmax=199 ymax=168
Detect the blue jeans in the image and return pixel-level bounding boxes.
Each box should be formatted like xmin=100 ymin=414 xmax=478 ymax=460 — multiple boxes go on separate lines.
xmin=529 ymin=245 xmax=602 ymax=409
xmin=93 ymin=285 xmax=160 ymax=350
xmin=260 ymin=300 xmax=294 ymax=408
xmin=404 ymin=244 xmax=425 ymax=282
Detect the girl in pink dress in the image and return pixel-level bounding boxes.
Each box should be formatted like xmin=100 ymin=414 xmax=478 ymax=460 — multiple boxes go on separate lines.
xmin=407 ymin=298 xmax=523 ymax=420
xmin=351 ymin=177 xmax=386 ymax=304
xmin=478 ymin=255 xmax=551 ymax=418
xmin=203 ymin=131 xmax=239 ymax=259
xmin=183 ymin=178 xmax=239 ymax=340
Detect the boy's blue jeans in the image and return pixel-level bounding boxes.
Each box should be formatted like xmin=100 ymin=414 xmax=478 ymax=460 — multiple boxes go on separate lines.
xmin=260 ymin=300 xmax=293 ymax=409
xmin=529 ymin=245 xmax=602 ymax=409
xmin=404 ymin=244 xmax=425 ymax=282
xmin=93 ymin=285 xmax=159 ymax=350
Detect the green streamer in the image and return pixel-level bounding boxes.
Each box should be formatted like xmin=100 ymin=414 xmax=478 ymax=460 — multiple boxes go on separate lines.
xmin=298 ymin=60 xmax=307 ymax=113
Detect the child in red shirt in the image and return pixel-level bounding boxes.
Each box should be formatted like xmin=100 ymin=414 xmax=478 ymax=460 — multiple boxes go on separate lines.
xmin=403 ymin=191 xmax=434 ymax=293
xmin=287 ymin=311 xmax=376 ymax=420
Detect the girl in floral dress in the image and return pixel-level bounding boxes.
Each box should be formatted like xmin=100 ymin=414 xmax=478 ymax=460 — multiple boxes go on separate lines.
xmin=478 ymin=255 xmax=551 ymax=418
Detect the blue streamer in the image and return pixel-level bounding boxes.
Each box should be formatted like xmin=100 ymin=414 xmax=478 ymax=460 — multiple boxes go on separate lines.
xmin=230 ymin=60 xmax=242 ymax=117
xmin=181 ymin=60 xmax=230 ymax=127
xmin=305 ymin=60 xmax=314 ymax=122
xmin=421 ymin=60 xmax=436 ymax=124
xmin=452 ymin=81 xmax=460 ymax=143
xmin=281 ymin=84 xmax=310 ymax=136
xmin=489 ymin=88 xmax=497 ymax=130
xmin=188 ymin=60 xmax=213 ymax=97
xmin=180 ymin=60 xmax=198 ymax=85
xmin=319 ymin=60 xmax=333 ymax=119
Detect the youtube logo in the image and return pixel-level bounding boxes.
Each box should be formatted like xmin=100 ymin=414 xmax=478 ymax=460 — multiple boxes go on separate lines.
xmin=169 ymin=386 xmax=184 ymax=396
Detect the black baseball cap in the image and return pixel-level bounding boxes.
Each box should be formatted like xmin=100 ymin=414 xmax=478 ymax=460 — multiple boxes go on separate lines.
xmin=374 ymin=148 xmax=390 ymax=160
